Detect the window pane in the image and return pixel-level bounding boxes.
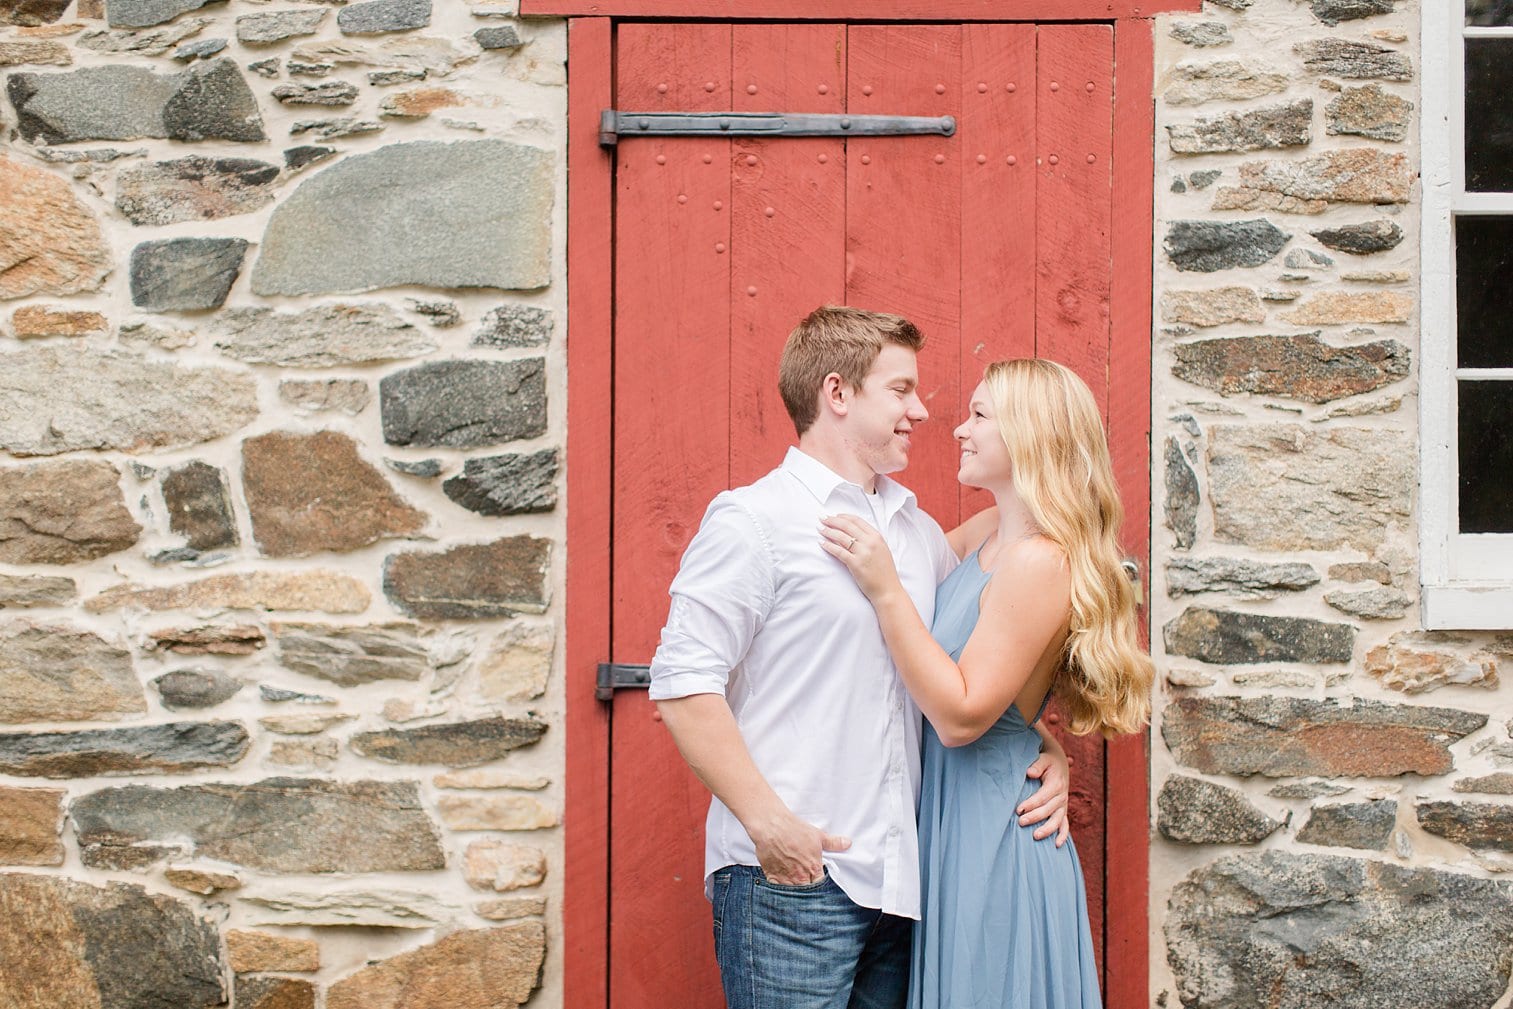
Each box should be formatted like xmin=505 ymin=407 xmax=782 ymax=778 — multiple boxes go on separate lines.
xmin=1466 ymin=40 xmax=1513 ymax=192
xmin=1456 ymin=216 xmax=1513 ymax=367
xmin=1459 ymin=381 xmax=1513 ymax=534
xmin=1467 ymin=0 xmax=1513 ymax=25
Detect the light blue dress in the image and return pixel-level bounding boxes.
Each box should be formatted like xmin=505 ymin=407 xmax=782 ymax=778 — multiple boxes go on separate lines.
xmin=908 ymin=548 xmax=1103 ymax=1009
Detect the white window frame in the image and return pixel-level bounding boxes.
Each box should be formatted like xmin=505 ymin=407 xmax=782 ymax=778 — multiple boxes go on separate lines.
xmin=1420 ymin=5 xmax=1513 ymax=628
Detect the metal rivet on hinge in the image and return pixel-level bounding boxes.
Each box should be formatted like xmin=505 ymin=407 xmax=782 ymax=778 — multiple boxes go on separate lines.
xmin=840 ymin=118 xmax=852 ymax=130
xmin=719 ymin=118 xmax=730 ymax=130
xmin=638 ymin=118 xmax=650 ymax=130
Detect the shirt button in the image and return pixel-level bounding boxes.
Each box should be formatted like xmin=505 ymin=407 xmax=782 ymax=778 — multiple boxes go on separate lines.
xmin=889 ymin=826 xmax=900 ymax=838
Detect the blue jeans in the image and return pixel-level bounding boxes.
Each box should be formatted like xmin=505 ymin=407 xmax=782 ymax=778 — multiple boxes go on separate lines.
xmin=711 ymin=864 xmax=912 ymax=1009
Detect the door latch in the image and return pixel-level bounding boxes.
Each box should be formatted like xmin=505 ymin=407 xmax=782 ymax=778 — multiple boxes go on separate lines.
xmin=597 ymin=663 xmax=651 ymax=701
xmin=1121 ymin=558 xmax=1144 ymax=607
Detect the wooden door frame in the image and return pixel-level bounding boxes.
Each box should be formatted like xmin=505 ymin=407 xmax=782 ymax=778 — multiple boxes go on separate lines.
xmin=563 ymin=10 xmax=1177 ymax=1007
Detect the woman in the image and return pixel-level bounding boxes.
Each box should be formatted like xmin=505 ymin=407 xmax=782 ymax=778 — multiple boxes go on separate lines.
xmin=821 ymin=358 xmax=1152 ymax=1009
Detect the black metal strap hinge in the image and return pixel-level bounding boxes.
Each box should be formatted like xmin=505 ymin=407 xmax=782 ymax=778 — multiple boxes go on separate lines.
xmin=597 ymin=662 xmax=651 ymax=701
xmin=600 ymin=110 xmax=956 ymax=146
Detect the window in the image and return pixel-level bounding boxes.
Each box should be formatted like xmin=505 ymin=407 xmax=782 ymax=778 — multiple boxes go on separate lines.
xmin=1421 ymin=2 xmax=1513 ymax=627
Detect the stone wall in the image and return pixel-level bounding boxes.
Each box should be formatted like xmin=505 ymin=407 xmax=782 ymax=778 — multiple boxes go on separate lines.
xmin=0 ymin=0 xmax=566 ymax=1006
xmin=1150 ymin=2 xmax=1513 ymax=1007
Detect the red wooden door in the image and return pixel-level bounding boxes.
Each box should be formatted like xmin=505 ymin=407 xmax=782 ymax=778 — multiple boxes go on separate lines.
xmin=607 ymin=21 xmax=1133 ymax=1008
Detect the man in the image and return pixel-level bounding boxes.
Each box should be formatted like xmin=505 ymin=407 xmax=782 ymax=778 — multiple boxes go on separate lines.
xmin=651 ymin=306 xmax=1071 ymax=1009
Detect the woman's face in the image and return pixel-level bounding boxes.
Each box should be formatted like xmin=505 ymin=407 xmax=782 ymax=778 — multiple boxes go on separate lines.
xmin=953 ymin=381 xmax=1013 ymax=489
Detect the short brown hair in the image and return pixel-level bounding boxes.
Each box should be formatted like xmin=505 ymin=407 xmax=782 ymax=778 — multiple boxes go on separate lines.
xmin=777 ymin=306 xmax=925 ymax=435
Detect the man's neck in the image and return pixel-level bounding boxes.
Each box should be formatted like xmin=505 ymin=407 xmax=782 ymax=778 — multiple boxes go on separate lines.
xmin=796 ymin=433 xmax=879 ymax=493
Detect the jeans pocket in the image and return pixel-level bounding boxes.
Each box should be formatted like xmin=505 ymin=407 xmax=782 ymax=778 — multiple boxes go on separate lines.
xmin=754 ymin=866 xmax=831 ymax=893
xmin=712 ymin=868 xmax=732 ymax=940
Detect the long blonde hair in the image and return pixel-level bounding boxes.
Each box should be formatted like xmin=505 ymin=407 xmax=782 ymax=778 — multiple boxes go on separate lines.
xmin=983 ymin=359 xmax=1152 ymax=737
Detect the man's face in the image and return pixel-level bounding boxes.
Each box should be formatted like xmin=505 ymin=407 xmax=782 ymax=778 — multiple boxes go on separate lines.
xmin=842 ymin=343 xmax=929 ymax=476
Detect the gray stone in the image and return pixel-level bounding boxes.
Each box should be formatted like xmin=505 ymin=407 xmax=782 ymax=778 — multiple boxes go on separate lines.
xmin=1164 ymin=607 xmax=1355 ymax=665
xmin=383 ymin=536 xmax=551 ymax=619
xmin=260 ymin=685 xmax=333 ymax=704
xmin=1163 ymin=59 xmax=1288 ymax=107
xmin=249 ymin=57 xmax=281 ymax=77
xmin=442 ymin=449 xmax=558 ymax=515
xmin=1329 ymin=560 xmax=1392 ymax=584
xmin=162 ymin=461 xmax=238 ymax=552
xmin=213 ymin=302 xmax=436 ymax=367
xmin=1295 ymin=38 xmax=1413 ymax=81
xmin=1170 ymin=21 xmax=1231 ymax=47
xmin=130 ymin=237 xmax=248 ymax=310
xmin=1310 ymin=0 xmax=1397 ymax=24
xmin=288 ymin=60 xmax=335 ymax=76
xmin=287 ymin=116 xmax=384 ymax=139
xmin=0 ymin=621 xmax=143 ymax=724
xmin=1297 ymin=799 xmax=1397 ymax=849
xmin=236 ymin=8 xmax=327 ymax=44
xmin=0 ymin=346 xmax=257 ymax=457
xmin=1311 ymin=220 xmax=1404 ymax=254
xmin=71 ymin=778 xmax=446 ymax=872
xmin=350 ymin=716 xmax=548 ymax=767
xmin=1417 ymin=801 xmax=1513 ymax=852
xmin=151 ymin=669 xmax=242 ymax=710
xmin=1165 ymin=853 xmax=1513 ymax=1009
xmin=1162 ymin=696 xmax=1486 ymax=777
xmin=0 ymin=874 xmax=224 ymax=1009
xmin=369 ymin=67 xmax=427 ymax=85
xmin=1206 ymin=0 xmax=1250 ymax=7
xmin=1157 ymin=775 xmax=1283 ymax=844
xmin=279 ymin=378 xmax=371 ymax=414
xmin=472 ymin=304 xmax=553 ymax=347
xmin=272 ymin=81 xmax=359 ymax=105
xmin=162 ymin=58 xmax=268 ymax=142
xmin=0 ymin=575 xmax=76 ymax=608
xmin=108 ymin=0 xmax=225 ymax=28
xmin=0 ymin=460 xmax=141 ymax=564
xmin=338 ymin=0 xmax=431 ymax=34
xmin=116 ymin=155 xmax=279 ymax=226
xmin=1285 ymin=247 xmax=1334 ymax=269
xmin=251 ymin=140 xmax=554 ymax=295
xmin=381 ymin=358 xmax=547 ymax=448
xmin=1167 ymin=99 xmax=1312 ymax=154
xmin=1268 ymin=780 xmax=1351 ymax=799
xmin=1326 ymin=83 xmax=1412 ymax=141
xmin=172 ymin=37 xmax=227 ymax=60
xmin=1164 ymin=219 xmax=1289 ymax=272
xmin=272 ymin=622 xmax=430 ymax=686
xmin=1453 ymin=773 xmax=1513 ymax=795
xmin=0 ymin=0 xmax=71 ymax=25
xmin=0 ymin=721 xmax=249 ymax=777
xmin=1171 ymin=177 xmax=1188 ymax=194
xmin=407 ymin=299 xmax=461 ymax=326
xmin=1165 ymin=557 xmax=1319 ymax=598
xmin=1190 ymin=169 xmax=1222 ymax=190
xmin=1163 ymin=437 xmax=1198 ymax=550
xmin=386 ymin=458 xmax=443 ymax=477
xmin=1173 ymin=334 xmax=1410 ymax=404
xmin=284 ymin=144 xmax=336 ymax=170
xmin=1325 ymin=586 xmax=1412 ymax=619
xmin=1207 ymin=425 xmax=1411 ymax=551
xmin=474 ymin=24 xmax=523 ymax=49
xmin=78 ymin=19 xmax=211 ymax=56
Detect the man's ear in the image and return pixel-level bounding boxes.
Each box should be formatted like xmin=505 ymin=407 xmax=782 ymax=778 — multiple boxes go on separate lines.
xmin=820 ymin=372 xmax=849 ymax=418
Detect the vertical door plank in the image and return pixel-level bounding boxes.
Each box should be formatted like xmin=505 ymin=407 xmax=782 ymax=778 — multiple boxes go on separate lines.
xmin=959 ymin=22 xmax=1036 ymax=518
xmin=564 ymin=17 xmax=614 ymax=1009
xmin=611 ymin=21 xmax=732 ymax=1009
xmin=1105 ymin=18 xmax=1155 ymax=1009
xmin=730 ymin=23 xmax=848 ymax=487
xmin=1036 ymin=23 xmax=1115 ymax=976
xmin=1035 ymin=25 xmax=1114 ymax=412
xmin=846 ymin=24 xmax=964 ymax=528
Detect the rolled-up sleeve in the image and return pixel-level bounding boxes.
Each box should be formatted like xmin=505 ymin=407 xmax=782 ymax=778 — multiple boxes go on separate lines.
xmin=648 ymin=493 xmax=775 ymax=701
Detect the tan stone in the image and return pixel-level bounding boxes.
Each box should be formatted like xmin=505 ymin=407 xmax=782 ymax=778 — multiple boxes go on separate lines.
xmin=1162 ymin=60 xmax=1289 ymax=107
xmin=1161 ymin=288 xmax=1265 ymax=327
xmin=1329 ymin=561 xmax=1392 ymax=584
xmin=1282 ymin=292 xmax=1412 ymax=325
xmin=1224 ymin=149 xmax=1412 ymax=208
xmin=237 ymin=976 xmax=315 ymax=1009
xmin=476 ymin=623 xmax=553 ymax=702
xmin=463 ymin=840 xmax=547 ymax=891
xmin=0 ymin=39 xmax=70 ymax=65
xmin=326 ymin=924 xmax=544 ymax=1009
xmin=1166 ymin=667 xmax=1216 ymax=688
xmin=378 ymin=87 xmax=496 ymax=118
xmin=259 ymin=713 xmax=354 ymax=735
xmin=1210 ymin=188 xmax=1328 ymax=215
xmin=1365 ymin=635 xmax=1499 ymax=694
xmin=0 ymin=621 xmax=143 ymax=724
xmin=475 ymin=896 xmax=546 ymax=921
xmin=164 ymin=865 xmax=242 ymax=895
xmin=434 ymin=768 xmax=550 ymax=790
xmin=0 ymin=460 xmax=140 ymax=565
xmin=15 ymin=22 xmax=87 ymax=37
xmin=268 ymin=737 xmax=339 ymax=769
xmin=0 ymin=786 xmax=64 ymax=865
xmin=147 ymin=624 xmax=266 ymax=655
xmin=86 ymin=571 xmax=371 ymax=614
xmin=439 ymin=795 xmax=558 ymax=831
xmin=0 ymin=574 xmax=75 ymax=608
xmin=0 ymin=155 xmax=111 ymax=300
xmin=226 ymin=930 xmax=320 ymax=973
xmin=382 ymin=697 xmax=448 ymax=722
xmin=243 ymin=431 xmax=427 ymax=558
xmin=10 ymin=305 xmax=106 ymax=339
xmin=293 ymin=36 xmax=481 ymax=77
xmin=1342 ymin=270 xmax=1411 ymax=284
xmin=118 ymin=319 xmax=195 ymax=349
xmin=278 ymin=379 xmax=370 ymax=415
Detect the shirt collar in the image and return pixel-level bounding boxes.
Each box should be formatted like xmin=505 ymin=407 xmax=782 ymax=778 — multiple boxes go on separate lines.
xmin=781 ymin=447 xmax=918 ymax=519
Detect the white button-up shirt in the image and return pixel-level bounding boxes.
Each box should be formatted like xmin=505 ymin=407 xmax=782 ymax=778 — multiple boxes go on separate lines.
xmin=649 ymin=447 xmax=957 ymax=919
